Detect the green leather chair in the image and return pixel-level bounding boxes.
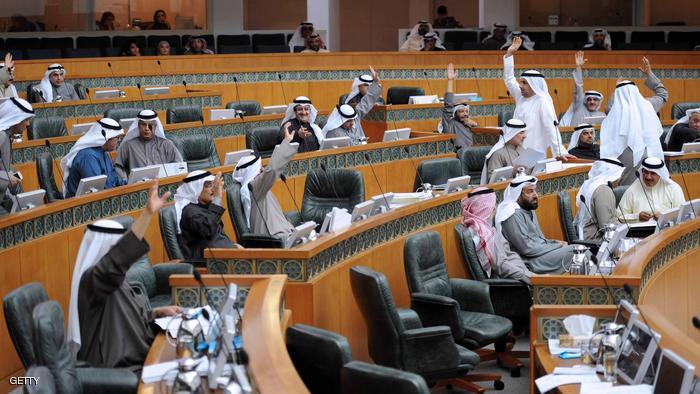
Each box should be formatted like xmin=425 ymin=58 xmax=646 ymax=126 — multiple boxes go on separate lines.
xmin=166 ymin=105 xmax=202 ymax=124
xmin=497 ymin=110 xmax=514 ymax=127
xmin=413 ymin=158 xmax=463 ymax=192
xmin=27 ymin=117 xmax=67 ymax=140
xmin=26 ymin=83 xmax=42 ymax=104
xmin=386 ymin=87 xmax=424 ymax=105
xmin=404 ymin=231 xmax=520 ymax=379
xmin=341 ymin=361 xmax=430 ymax=394
xmin=3 ymin=282 xmax=49 ymax=369
xmin=24 ymin=365 xmax=55 ymax=394
xmin=74 ymin=83 xmax=87 ymax=100
xmin=338 ymin=93 xmax=385 ymax=106
xmin=245 ymin=126 xmax=282 ymax=158
xmin=32 ymin=300 xmax=139 ymax=393
xmin=613 ymin=185 xmax=629 ymax=205
xmin=556 ymin=191 xmax=604 ymax=252
xmin=159 ymin=205 xmax=186 ymax=260
xmin=169 ymin=133 xmax=220 ymax=171
xmin=225 ymin=183 xmax=284 ymax=248
xmin=671 ymin=102 xmax=700 ymax=119
xmin=35 ymin=152 xmax=63 ymax=203
xmin=301 ymin=168 xmax=365 ymax=227
xmin=103 ymin=108 xmax=143 ymax=123
xmin=459 ymin=146 xmax=491 ymax=185
xmin=226 ymin=100 xmax=262 ymax=116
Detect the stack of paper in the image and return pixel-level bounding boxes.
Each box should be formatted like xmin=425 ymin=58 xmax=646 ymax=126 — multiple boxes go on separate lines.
xmin=154 ymin=305 xmax=215 ymax=339
xmin=535 ymin=366 xmax=599 ymax=392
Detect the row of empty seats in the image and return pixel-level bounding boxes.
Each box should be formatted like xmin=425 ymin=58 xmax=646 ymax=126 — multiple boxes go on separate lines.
xmin=0 ymin=33 xmax=302 ymax=59
xmin=441 ymin=30 xmax=700 ymax=51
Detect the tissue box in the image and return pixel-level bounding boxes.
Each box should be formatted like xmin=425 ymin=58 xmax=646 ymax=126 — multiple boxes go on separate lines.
xmin=559 ymin=334 xmax=590 ymax=348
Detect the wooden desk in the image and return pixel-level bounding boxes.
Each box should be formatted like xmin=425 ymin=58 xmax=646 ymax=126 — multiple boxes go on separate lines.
xmin=138 ymin=275 xmax=308 ymax=394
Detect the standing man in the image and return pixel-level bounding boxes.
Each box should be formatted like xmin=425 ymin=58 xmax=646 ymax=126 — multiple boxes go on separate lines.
xmin=567 ymin=124 xmax=600 ymax=160
xmin=35 ymin=63 xmax=81 ymax=102
xmin=503 ymin=36 xmax=571 ymax=160
xmin=605 ymin=57 xmax=668 ymax=113
xmin=0 ymin=97 xmax=34 ymax=214
xmin=574 ymin=158 xmax=625 ymax=241
xmin=497 ymin=175 xmax=576 ymax=274
xmin=324 ymin=67 xmax=381 ymax=145
xmin=560 ymin=51 xmax=605 ymax=127
xmin=440 ymin=63 xmax=477 ymax=152
xmin=618 ymin=157 xmax=685 ymax=223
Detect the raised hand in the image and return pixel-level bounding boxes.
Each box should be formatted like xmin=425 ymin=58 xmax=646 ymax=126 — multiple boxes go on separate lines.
xmin=213 ymin=172 xmax=224 ymax=198
xmin=506 ymin=36 xmax=522 ymax=56
xmin=283 ymin=122 xmax=294 ymax=142
xmin=369 ymin=65 xmax=379 ymax=82
xmin=575 ymin=51 xmax=587 ymax=68
xmin=146 ymin=181 xmax=171 ymax=215
xmin=4 ymin=52 xmax=14 ymax=70
xmin=639 ymin=57 xmax=652 ymax=75
xmin=447 ymin=63 xmax=457 ymax=80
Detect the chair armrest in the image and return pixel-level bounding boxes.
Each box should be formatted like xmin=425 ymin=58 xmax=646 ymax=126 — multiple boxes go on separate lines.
xmin=449 ymin=278 xmax=494 ymax=314
xmin=341 ymin=361 xmax=430 ymax=393
xmin=76 ymin=367 xmax=139 ymax=394
xmin=286 ymin=211 xmax=302 ymax=226
xmin=397 ymin=308 xmax=422 ymax=330
xmin=410 ymin=292 xmax=462 ymax=340
xmin=153 ymin=263 xmax=194 ymax=296
xmin=401 ymin=326 xmax=460 ymax=372
xmin=483 ymin=279 xmax=532 ymax=320
xmin=239 ymin=234 xmax=284 ymax=248
xmin=128 ymin=282 xmax=152 ymax=312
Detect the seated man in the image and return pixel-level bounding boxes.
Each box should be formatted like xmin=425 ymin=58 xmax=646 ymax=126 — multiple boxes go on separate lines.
xmin=0 ymin=53 xmax=18 ymax=98
xmin=497 ymin=175 xmax=576 ymax=274
xmin=343 ymin=71 xmax=381 ymax=107
xmin=289 ymin=22 xmax=317 ymax=51
xmin=421 ymin=32 xmax=445 ymax=51
xmin=440 ymin=63 xmax=478 ymax=152
xmin=175 ymin=170 xmax=234 ymax=259
xmin=583 ymin=28 xmax=612 ymax=51
xmin=234 ymin=126 xmax=298 ymax=243
xmin=482 ymin=23 xmax=508 ymax=49
xmin=618 ymin=157 xmax=685 ymax=222
xmin=68 ymin=182 xmax=181 ymax=368
xmin=574 ymin=158 xmax=625 ymax=242
xmin=480 ymin=118 xmax=528 ymax=184
xmin=114 ymin=109 xmax=183 ymax=178
xmin=567 ymin=123 xmax=600 ymax=160
xmin=35 ymin=63 xmax=80 ymax=102
xmin=62 ymin=118 xmax=127 ymax=198
xmin=280 ymin=96 xmax=324 ymax=153
xmin=460 ymin=187 xmax=532 ymax=284
xmin=665 ymin=108 xmax=700 ymax=151
xmin=560 ymin=51 xmax=605 ymax=127
xmin=323 ymin=67 xmax=382 ymax=145
xmin=301 ymin=33 xmax=329 ymax=53
xmin=400 ymin=21 xmax=444 ymax=52
xmin=0 ymin=97 xmax=34 ymax=214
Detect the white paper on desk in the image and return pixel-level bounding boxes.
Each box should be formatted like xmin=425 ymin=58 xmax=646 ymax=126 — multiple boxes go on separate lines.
xmin=580 ymin=382 xmax=614 ymax=394
xmin=154 ymin=305 xmax=215 ymax=338
xmin=606 ymin=385 xmax=653 ymax=393
xmin=141 ymin=357 xmax=231 ymax=384
xmin=512 ymin=148 xmax=546 ymax=168
xmin=535 ymin=373 xmax=600 ymax=393
xmin=553 ymin=366 xmax=596 ymax=375
xmin=548 ymin=339 xmax=579 ymax=355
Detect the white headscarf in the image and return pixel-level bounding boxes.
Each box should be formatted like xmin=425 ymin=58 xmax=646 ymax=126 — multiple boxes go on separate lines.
xmin=121 ymin=109 xmax=165 ymax=143
xmin=600 ymin=81 xmax=664 ymax=169
xmin=67 ymin=219 xmax=126 ymax=357
xmin=574 ymin=158 xmax=624 ymax=236
xmin=502 ymin=31 xmax=535 ymax=50
xmin=232 ymin=155 xmax=262 ymax=228
xmin=174 ymin=170 xmax=215 ymax=233
xmin=281 ymin=96 xmax=325 ymax=144
xmin=322 ymin=104 xmax=358 ymax=136
xmin=0 ymin=97 xmax=34 ymax=132
xmin=345 ymin=74 xmax=373 ymax=104
xmin=0 ymin=63 xmax=18 ymax=97
xmin=583 ymin=28 xmax=611 ymax=49
xmin=289 ymin=22 xmax=320 ymax=51
xmin=481 ymin=23 xmax=508 ymax=44
xmin=37 ymin=64 xmax=65 ymax=103
xmin=480 ymin=119 xmax=527 ymax=184
xmin=560 ymin=90 xmax=603 ymax=126
xmin=60 ymin=118 xmax=124 ymax=196
xmin=495 ymin=175 xmax=537 ymax=232
xmin=641 ymin=156 xmax=670 ymax=181
xmin=437 ymin=102 xmax=471 ymax=133
xmin=407 ymin=21 xmax=445 ymax=50
xmin=568 ymin=123 xmax=595 ymax=150
xmin=665 ymin=107 xmax=700 ymax=146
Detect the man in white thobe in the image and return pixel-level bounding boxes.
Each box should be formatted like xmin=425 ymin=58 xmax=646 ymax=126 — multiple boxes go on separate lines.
xmin=618 ymin=157 xmax=685 ymax=223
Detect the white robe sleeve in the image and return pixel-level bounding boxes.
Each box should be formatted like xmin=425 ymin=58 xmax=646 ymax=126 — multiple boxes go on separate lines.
xmin=503 ymin=55 xmax=522 ymax=101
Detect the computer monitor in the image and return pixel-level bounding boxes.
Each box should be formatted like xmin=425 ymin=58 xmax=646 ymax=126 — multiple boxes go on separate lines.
xmin=616 ymin=318 xmax=662 ymax=385
xmin=452 ymin=93 xmax=478 ymax=102
xmin=408 ymin=95 xmax=439 ymax=104
xmin=261 ymin=105 xmax=287 ymax=115
xmin=158 ymin=162 xmax=188 ymax=178
xmin=71 ymin=122 xmax=96 ymax=136
xmin=144 ymin=86 xmax=170 ymax=96
xmin=127 ymin=165 xmax=161 ymax=184
xmin=652 ymin=349 xmax=696 ymax=394
xmin=446 ymin=175 xmax=472 ymax=194
xmin=676 ymin=199 xmax=700 ymax=224
xmin=532 ymin=158 xmax=558 ymax=174
xmin=223 ymin=149 xmax=254 ymax=166
xmin=210 ymin=109 xmax=239 ymax=121
xmin=320 ymin=136 xmax=351 ymax=150
xmin=369 ymin=193 xmax=394 ymax=216
xmin=596 ymin=224 xmax=629 ymax=266
xmin=656 ymin=207 xmax=680 ymax=230
xmin=351 ymin=200 xmax=374 ymax=223
xmin=93 ymin=89 xmax=121 ymax=99
xmin=10 ymin=189 xmax=46 ymax=213
xmin=118 ymin=118 xmax=136 ymax=131
xmin=74 ymin=175 xmax=107 ymax=197
xmin=583 ymin=115 xmax=606 ymax=125
xmin=489 ymin=166 xmax=514 ymax=184
xmin=382 ymin=128 xmax=411 ymax=142
xmin=681 ymin=142 xmax=700 ymax=153
xmin=614 ymin=299 xmax=640 ymax=340
xmin=285 ymin=221 xmax=317 ymax=248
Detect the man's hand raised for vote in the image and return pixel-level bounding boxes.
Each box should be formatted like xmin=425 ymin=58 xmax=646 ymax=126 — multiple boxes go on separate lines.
xmin=575 ymin=51 xmax=587 ymax=68
xmin=213 ymin=172 xmax=224 ymax=199
xmin=283 ymin=122 xmax=294 ymax=142
xmin=639 ymin=57 xmax=652 ymax=76
xmin=146 ymin=181 xmax=170 ymax=215
xmin=447 ymin=63 xmax=457 ymax=80
xmin=369 ymin=65 xmax=380 ymax=83
xmin=506 ymin=36 xmax=522 ymax=57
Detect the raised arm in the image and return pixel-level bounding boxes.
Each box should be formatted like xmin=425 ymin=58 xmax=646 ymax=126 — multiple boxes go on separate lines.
xmin=355 ymin=66 xmax=382 ymax=118
xmin=503 ymin=37 xmax=523 ymax=100
xmin=0 ymin=53 xmax=14 ymax=86
xmin=250 ymin=126 xmax=297 ymax=199
xmin=442 ymin=63 xmax=457 ymax=122
xmin=640 ymin=57 xmax=668 ymax=112
xmin=572 ymin=51 xmax=587 ymax=107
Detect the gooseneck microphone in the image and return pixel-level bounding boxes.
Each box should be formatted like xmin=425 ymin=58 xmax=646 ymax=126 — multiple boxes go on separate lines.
xmin=319 ymin=163 xmax=341 ymax=201
xmin=279 ymin=174 xmax=302 ymax=219
xmin=82 ymin=88 xmax=102 ymax=122
xmin=277 ymin=73 xmax=288 ymax=104
xmin=422 ymin=71 xmax=435 ymax=97
xmin=363 ymin=152 xmax=391 ymax=211
xmin=471 ymin=67 xmax=483 ymax=99
xmin=579 ymin=194 xmax=601 ymax=230
xmin=402 ymin=146 xmax=428 ymax=192
xmin=44 ymin=139 xmax=66 ymax=191
xmin=553 ymin=88 xmax=563 ymax=118
xmin=552 ymin=120 xmax=564 ymax=159
xmin=156 ymin=59 xmax=166 ymax=76
xmin=673 ymin=160 xmax=696 ymax=216
xmin=233 ymin=75 xmax=245 ymax=120
xmin=247 ymin=182 xmax=274 ymax=237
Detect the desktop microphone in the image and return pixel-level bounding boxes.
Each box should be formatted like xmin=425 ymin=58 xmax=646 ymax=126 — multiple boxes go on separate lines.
xmin=277 ymin=73 xmax=289 ymax=104
xmin=156 ymin=59 xmax=166 ymax=76
xmin=622 ymin=283 xmax=662 ymax=350
xmin=279 ymin=174 xmax=302 ymax=219
xmin=471 ymin=67 xmax=483 ymax=99
xmin=552 ymin=120 xmax=564 ymax=159
xmin=553 ymin=88 xmax=563 ymax=118
xmin=422 ymin=71 xmax=435 ymax=97
xmin=693 ymin=316 xmax=700 ymax=330
xmin=401 ymin=146 xmax=428 ymax=192
xmin=44 ymin=139 xmax=66 ymax=192
xmin=106 ymin=62 xmax=118 ymax=81
xmin=579 ymin=194 xmax=601 ymax=230
xmin=363 ymin=152 xmax=391 ymax=211
xmin=672 ymin=160 xmax=696 ymax=214
xmin=233 ymin=75 xmax=245 ymax=120
xmin=82 ymin=88 xmax=102 ymax=122
xmin=319 ymin=163 xmax=341 ymax=201
xmin=634 ymin=170 xmax=661 ymax=229
xmin=181 ymin=80 xmax=205 ymax=126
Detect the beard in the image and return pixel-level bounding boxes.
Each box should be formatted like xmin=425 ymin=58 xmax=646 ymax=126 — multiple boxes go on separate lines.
xmin=519 ymin=198 xmax=538 ymax=211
